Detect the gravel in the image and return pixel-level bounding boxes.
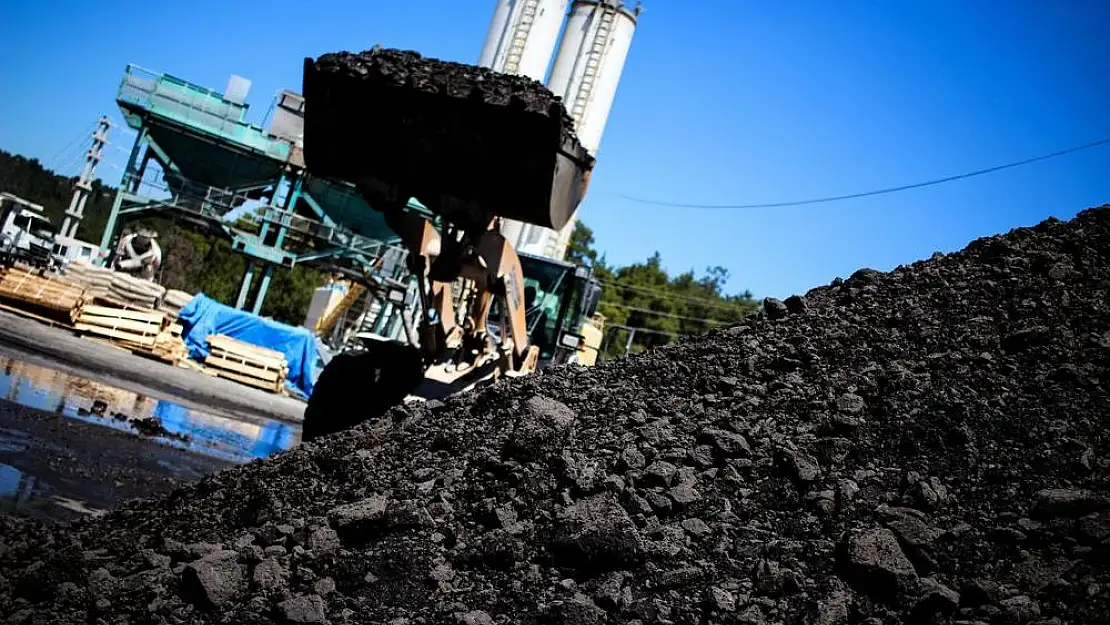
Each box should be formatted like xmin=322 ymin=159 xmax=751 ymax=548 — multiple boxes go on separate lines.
xmin=1 ymin=205 xmax=1108 ymax=623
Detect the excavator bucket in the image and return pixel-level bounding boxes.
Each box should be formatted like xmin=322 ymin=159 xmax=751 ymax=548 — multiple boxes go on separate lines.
xmin=302 ymin=339 xmax=426 ymax=441
xmin=300 ymin=49 xmax=595 ymax=231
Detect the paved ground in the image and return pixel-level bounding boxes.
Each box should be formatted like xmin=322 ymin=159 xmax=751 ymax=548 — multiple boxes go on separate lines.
xmin=0 ymin=310 xmax=306 ymax=425
xmin=0 ymin=309 xmax=312 ymax=524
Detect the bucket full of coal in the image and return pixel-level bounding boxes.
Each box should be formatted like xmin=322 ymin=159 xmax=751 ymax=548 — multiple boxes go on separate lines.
xmin=301 ymin=49 xmax=595 ymax=231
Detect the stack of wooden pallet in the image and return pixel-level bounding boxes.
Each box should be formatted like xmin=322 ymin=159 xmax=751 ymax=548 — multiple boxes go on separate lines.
xmin=0 ymin=266 xmax=86 ymax=322
xmin=71 ymin=304 xmax=190 ymax=366
xmin=144 ymin=321 xmax=189 ymax=365
xmin=202 ymin=335 xmax=288 ymax=394
xmin=73 ymin=304 xmax=165 ymax=348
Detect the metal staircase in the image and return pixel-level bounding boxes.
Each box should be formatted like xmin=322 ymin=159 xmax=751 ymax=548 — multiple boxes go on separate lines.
xmin=540 ymin=3 xmax=618 ymax=261
xmin=569 ymin=2 xmax=616 ymax=125
xmin=503 ymin=0 xmax=541 ymax=74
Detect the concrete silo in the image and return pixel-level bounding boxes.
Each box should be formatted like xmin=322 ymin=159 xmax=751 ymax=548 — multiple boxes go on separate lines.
xmin=512 ymin=0 xmax=642 ymax=260
xmin=478 ymin=1 xmax=574 ymax=252
xmin=478 ymin=0 xmax=570 ymax=82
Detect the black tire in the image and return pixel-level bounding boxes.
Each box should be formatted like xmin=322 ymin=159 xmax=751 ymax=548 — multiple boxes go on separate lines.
xmin=302 ymin=342 xmax=426 ymax=442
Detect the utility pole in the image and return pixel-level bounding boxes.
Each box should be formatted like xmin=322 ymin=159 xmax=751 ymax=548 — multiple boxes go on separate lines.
xmin=61 ymin=116 xmax=111 ymax=239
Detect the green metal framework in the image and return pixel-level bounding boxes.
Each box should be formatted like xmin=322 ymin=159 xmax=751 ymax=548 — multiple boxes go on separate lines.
xmin=101 ymin=64 xmax=420 ymax=313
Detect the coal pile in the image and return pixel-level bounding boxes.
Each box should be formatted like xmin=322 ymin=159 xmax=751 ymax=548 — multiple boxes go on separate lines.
xmin=2 ymin=206 xmax=1109 ymax=624
xmin=301 ymin=48 xmax=593 ymax=233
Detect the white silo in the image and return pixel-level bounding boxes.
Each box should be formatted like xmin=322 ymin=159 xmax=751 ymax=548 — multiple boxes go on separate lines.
xmin=548 ymin=0 xmax=640 ymax=156
xmin=478 ymin=0 xmax=571 ymax=82
xmin=513 ymin=0 xmax=641 ymax=260
xmin=478 ymin=0 xmax=573 ymax=253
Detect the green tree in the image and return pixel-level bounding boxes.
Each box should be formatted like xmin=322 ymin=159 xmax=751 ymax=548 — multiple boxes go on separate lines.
xmin=570 ymin=224 xmax=760 ymax=360
xmin=565 ymin=220 xmax=598 ymax=266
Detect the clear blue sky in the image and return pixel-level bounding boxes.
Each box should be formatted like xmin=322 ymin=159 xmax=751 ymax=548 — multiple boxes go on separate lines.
xmin=2 ymin=1 xmax=1108 ymax=300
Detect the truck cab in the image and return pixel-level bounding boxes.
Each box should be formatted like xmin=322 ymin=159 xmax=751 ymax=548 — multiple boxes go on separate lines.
xmin=0 ymin=193 xmax=60 ymax=269
xmin=491 ymin=251 xmax=602 ymax=368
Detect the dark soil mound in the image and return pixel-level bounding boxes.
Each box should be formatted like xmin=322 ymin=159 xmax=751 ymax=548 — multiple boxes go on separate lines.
xmin=2 ymin=206 xmax=1108 ymax=624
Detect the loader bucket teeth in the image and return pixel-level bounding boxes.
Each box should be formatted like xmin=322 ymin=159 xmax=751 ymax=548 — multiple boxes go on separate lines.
xmin=302 ymin=342 xmax=426 ymax=441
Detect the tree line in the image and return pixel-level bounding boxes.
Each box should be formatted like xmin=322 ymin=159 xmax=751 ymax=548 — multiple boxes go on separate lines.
xmin=0 ymin=149 xmax=760 ymax=357
xmin=565 ymin=221 xmax=760 ymax=359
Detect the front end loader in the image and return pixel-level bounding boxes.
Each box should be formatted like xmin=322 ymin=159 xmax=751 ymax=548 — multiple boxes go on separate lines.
xmin=299 ymin=48 xmax=595 ymax=440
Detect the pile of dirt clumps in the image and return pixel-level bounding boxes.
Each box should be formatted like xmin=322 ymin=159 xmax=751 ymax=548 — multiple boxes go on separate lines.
xmin=2 ymin=206 xmax=1108 ymax=624
xmin=301 ymin=47 xmax=593 ymax=233
xmin=311 ymin=48 xmax=577 ymax=124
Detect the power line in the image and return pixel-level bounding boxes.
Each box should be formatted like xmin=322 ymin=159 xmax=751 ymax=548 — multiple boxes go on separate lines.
xmin=599 ymin=300 xmax=726 ymax=325
xmin=598 ymin=279 xmax=750 ymax=312
xmin=604 ymin=323 xmax=680 ymax=338
xmin=610 ymin=136 xmax=1110 ymax=209
xmin=46 ymin=121 xmax=98 ymax=174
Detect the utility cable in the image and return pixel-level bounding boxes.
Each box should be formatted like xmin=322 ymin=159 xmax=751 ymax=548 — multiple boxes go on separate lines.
xmin=598 ymin=279 xmax=752 ymax=312
xmin=604 ymin=322 xmax=680 ymax=338
xmin=599 ymin=300 xmax=727 ymax=325
xmin=610 ymin=136 xmax=1110 ymax=209
xmin=45 ymin=121 xmax=97 ymax=172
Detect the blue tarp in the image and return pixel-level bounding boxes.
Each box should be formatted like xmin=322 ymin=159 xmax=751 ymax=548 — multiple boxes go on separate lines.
xmin=178 ymin=293 xmax=317 ymax=398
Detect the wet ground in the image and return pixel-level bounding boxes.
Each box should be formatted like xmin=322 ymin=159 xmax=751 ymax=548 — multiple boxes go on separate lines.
xmin=0 ymin=353 xmax=302 ymax=523
xmin=0 ymin=310 xmax=306 ymax=424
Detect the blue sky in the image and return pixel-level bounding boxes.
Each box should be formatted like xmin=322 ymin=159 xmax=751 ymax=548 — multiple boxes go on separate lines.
xmin=2 ymin=1 xmax=1108 ymax=300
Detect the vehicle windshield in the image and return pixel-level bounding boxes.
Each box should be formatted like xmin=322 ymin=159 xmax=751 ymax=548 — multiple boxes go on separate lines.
xmin=29 ymin=217 xmax=56 ymax=239
xmin=488 ymin=255 xmax=573 ymax=360
xmin=19 ymin=215 xmax=55 ymax=239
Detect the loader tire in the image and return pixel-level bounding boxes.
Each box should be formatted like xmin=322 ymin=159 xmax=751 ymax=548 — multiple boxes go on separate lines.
xmin=302 ymin=343 xmax=425 ymax=442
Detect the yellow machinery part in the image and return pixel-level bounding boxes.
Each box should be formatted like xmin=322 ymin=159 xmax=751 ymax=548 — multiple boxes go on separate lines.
xmin=315 ymin=282 xmax=367 ymax=336
xmin=576 ymin=313 xmax=605 ymax=366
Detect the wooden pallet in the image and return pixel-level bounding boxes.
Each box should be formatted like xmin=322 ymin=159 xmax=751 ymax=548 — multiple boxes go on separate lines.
xmin=0 ymin=267 xmax=86 ymax=318
xmin=140 ymin=322 xmax=189 ymax=365
xmin=73 ymin=304 xmax=190 ymax=365
xmin=202 ymin=334 xmax=288 ymax=394
xmin=73 ymin=305 xmax=165 ymax=347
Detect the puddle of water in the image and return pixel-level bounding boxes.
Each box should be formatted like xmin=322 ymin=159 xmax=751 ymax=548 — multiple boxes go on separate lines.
xmin=0 ymin=461 xmax=107 ymax=520
xmin=0 ymin=356 xmax=301 ymax=465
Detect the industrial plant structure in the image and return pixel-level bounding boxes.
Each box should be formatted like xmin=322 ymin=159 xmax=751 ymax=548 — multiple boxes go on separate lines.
xmin=482 ymin=0 xmax=643 ymax=261
xmin=80 ymin=1 xmax=640 ymax=328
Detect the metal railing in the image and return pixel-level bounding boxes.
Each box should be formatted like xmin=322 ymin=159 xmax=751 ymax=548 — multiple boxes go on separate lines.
xmin=117 ymin=64 xmax=292 ymax=162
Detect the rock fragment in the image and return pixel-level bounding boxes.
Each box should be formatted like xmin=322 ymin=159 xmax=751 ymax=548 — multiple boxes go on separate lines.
xmin=550 ymin=494 xmax=644 ymax=571
xmin=506 ymin=395 xmax=577 ymax=461
xmin=328 ymin=496 xmax=388 ymax=542
xmin=841 ymin=528 xmax=918 ymax=599
xmin=1032 ymin=488 xmax=1106 ymax=518
xmin=277 ymin=594 xmax=328 ymax=624
xmin=763 ymin=298 xmax=789 ymax=320
xmin=180 ymin=550 xmax=246 ymax=609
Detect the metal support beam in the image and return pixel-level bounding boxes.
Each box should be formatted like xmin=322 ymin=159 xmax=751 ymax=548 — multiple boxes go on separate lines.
xmin=256 ymin=173 xmax=286 ymax=241
xmin=98 ymin=126 xmax=148 ymax=263
xmin=236 ymin=260 xmax=256 ymax=310
xmin=273 ymin=175 xmax=303 ymax=249
xmin=251 ymin=264 xmax=274 ymax=315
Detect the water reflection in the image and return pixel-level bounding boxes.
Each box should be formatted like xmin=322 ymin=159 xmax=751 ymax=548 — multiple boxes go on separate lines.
xmin=0 ymin=356 xmax=300 ymax=464
xmin=0 ymin=461 xmax=108 ymax=520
